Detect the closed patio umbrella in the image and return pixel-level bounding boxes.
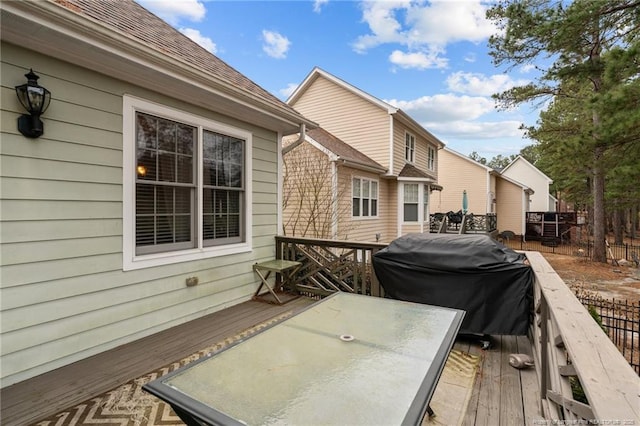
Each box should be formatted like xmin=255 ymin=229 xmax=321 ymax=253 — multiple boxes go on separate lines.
xmin=462 ymin=190 xmax=468 ymax=214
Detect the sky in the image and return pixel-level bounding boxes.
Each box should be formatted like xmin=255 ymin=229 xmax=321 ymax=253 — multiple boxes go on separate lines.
xmin=136 ymin=0 xmax=543 ymax=160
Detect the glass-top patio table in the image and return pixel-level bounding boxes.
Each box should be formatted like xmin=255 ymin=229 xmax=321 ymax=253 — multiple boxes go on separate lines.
xmin=143 ymin=292 xmax=465 ymax=426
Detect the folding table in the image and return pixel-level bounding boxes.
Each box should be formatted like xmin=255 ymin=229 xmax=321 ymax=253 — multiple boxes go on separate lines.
xmin=252 ymin=259 xmax=302 ymax=304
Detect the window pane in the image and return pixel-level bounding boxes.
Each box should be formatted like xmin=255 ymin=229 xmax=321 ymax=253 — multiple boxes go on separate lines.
xmin=177 ymin=155 xmax=193 ymax=184
xmin=136 ymin=216 xmax=154 ymax=246
xmin=158 ymin=153 xmax=176 ymax=182
xmin=177 ymin=125 xmax=195 ymax=155
xmin=352 ymin=178 xmax=360 ymax=197
xmin=158 ymin=120 xmax=176 ymax=152
xmin=353 ymin=198 xmax=360 ymax=216
xmin=137 ymin=150 xmax=157 ymax=181
xmin=136 ymin=113 xmax=157 ymax=149
xmin=155 ymin=186 xmax=173 ymax=214
xmin=363 ymin=180 xmax=369 ymax=198
xmin=174 ymin=215 xmax=191 ymax=242
xmin=404 ymin=204 xmax=418 ymax=222
xmin=404 ymin=184 xmax=418 ymax=202
xmin=363 ymin=200 xmax=369 ymax=216
xmin=228 ymin=164 xmax=242 ymax=188
xmin=136 ymin=184 xmax=154 ymax=214
xmin=371 ymin=181 xmax=378 ymax=199
xmin=372 ymin=199 xmax=378 ymax=216
xmin=176 ymin=187 xmax=192 ymax=214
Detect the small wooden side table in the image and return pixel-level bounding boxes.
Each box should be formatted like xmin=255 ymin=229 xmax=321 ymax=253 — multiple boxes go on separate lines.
xmin=252 ymin=259 xmax=302 ymax=304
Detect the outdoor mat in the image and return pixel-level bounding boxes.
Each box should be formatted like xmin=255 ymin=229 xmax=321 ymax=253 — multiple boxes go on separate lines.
xmin=35 ymin=321 xmax=480 ymax=426
xmin=423 ymin=350 xmax=481 ymax=426
xmin=33 ymin=312 xmax=293 ymax=426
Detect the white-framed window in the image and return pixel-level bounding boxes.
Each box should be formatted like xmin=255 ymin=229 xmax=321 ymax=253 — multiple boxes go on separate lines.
xmin=405 ymin=132 xmax=415 ymax=163
xmin=402 ymin=183 xmax=430 ymax=223
xmin=427 ymin=146 xmax=436 ymax=171
xmin=423 ymin=184 xmax=430 ymax=221
xmin=352 ymin=177 xmax=378 ymax=218
xmin=403 ymin=183 xmax=419 ymax=222
xmin=123 ymin=95 xmax=252 ymax=270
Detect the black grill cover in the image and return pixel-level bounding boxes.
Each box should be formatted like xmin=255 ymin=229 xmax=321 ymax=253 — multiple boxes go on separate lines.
xmin=372 ymin=233 xmax=533 ymax=335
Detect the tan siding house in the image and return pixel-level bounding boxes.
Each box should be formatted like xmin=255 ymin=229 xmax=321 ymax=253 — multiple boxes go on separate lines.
xmin=496 ymin=175 xmax=533 ymax=235
xmin=287 ymin=68 xmax=444 ymax=241
xmin=501 ymin=155 xmax=554 ymax=212
xmin=283 ymin=128 xmax=387 ymax=242
xmin=0 ymin=0 xmax=314 ymax=387
xmin=436 ymin=147 xmax=533 ymax=235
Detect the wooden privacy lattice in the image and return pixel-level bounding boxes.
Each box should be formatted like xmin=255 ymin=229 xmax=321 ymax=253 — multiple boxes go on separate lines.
xmin=276 ymin=236 xmax=387 ymax=298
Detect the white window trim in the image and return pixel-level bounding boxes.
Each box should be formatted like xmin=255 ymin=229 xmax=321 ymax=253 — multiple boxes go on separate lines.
xmin=405 ymin=132 xmax=415 ymax=163
xmin=427 ymin=146 xmax=436 ymax=171
xmin=122 ymin=95 xmax=252 ymax=271
xmin=399 ymin=180 xmax=430 ymax=225
xmin=352 ymin=176 xmax=379 ymax=219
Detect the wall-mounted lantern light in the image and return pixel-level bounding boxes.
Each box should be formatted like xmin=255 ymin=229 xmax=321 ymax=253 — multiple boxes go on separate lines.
xmin=15 ymin=69 xmax=51 ymax=138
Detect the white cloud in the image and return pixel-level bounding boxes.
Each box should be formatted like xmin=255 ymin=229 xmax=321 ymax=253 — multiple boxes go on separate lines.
xmin=352 ymin=1 xmax=497 ymax=68
xmin=386 ymin=93 xmax=495 ymax=122
xmin=425 ymin=120 xmax=525 ymax=140
xmin=280 ymin=83 xmax=299 ymax=99
xmin=389 ymin=49 xmax=447 ymax=70
xmin=446 ymin=72 xmax=530 ymax=97
xmin=262 ymin=30 xmax=291 ymax=59
xmin=137 ymin=0 xmax=206 ymax=25
xmin=520 ymin=64 xmax=537 ymax=74
xmin=180 ymin=28 xmax=217 ymax=53
xmin=313 ymin=0 xmax=329 ymax=13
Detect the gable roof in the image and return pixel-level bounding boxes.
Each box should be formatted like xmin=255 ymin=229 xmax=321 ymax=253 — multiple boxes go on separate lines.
xmin=284 ymin=128 xmax=386 ymax=174
xmin=442 ymin=147 xmax=497 ymax=174
xmin=289 ymin=67 xmax=444 ymax=148
xmin=1 ymin=0 xmax=315 ymax=134
xmin=501 ymin=155 xmax=553 ymax=184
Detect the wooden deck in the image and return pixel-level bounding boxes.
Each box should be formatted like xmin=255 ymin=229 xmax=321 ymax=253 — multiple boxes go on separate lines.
xmin=1 ymin=297 xmax=541 ymax=426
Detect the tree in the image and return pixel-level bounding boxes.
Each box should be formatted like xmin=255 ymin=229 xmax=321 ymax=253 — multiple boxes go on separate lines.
xmin=487 ymin=0 xmax=640 ymax=262
xmin=469 ymin=151 xmax=487 ymax=165
xmin=282 ymin=141 xmax=357 ymax=239
xmin=487 ymin=154 xmax=515 ymax=170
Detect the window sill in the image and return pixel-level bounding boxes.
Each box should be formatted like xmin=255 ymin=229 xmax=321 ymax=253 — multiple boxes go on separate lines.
xmin=123 ymin=242 xmax=252 ymax=271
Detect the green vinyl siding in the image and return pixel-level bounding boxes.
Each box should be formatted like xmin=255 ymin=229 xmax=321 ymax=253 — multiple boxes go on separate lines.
xmin=0 ymin=43 xmax=280 ymax=385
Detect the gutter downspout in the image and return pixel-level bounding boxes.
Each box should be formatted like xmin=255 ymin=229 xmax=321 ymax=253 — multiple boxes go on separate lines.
xmin=282 ymin=123 xmax=306 ymax=155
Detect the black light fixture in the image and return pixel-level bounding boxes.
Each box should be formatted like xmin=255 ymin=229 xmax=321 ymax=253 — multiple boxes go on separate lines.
xmin=15 ymin=69 xmax=51 ymax=138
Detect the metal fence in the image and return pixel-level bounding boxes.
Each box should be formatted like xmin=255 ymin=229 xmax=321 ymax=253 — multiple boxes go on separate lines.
xmin=505 ymin=238 xmax=640 ymax=264
xmin=572 ymin=290 xmax=640 ymax=375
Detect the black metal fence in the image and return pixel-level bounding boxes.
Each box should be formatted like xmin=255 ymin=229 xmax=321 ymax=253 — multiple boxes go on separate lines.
xmin=505 ymin=238 xmax=640 ymax=264
xmin=572 ymin=290 xmax=640 ymax=375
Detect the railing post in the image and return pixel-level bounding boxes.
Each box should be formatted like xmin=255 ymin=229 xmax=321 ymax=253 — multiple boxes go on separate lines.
xmin=540 ymin=296 xmax=549 ymax=405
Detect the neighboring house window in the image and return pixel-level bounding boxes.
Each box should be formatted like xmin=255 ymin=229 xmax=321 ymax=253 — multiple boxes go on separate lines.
xmin=352 ymin=177 xmax=378 ymax=217
xmin=427 ymin=146 xmax=435 ymax=171
xmin=403 ymin=183 xmax=419 ymax=222
xmin=123 ymin=96 xmax=252 ymax=270
xmin=423 ymin=185 xmax=429 ymax=221
xmin=405 ymin=132 xmax=415 ymax=163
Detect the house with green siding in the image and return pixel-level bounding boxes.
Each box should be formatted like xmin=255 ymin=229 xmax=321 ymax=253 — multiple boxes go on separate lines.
xmin=0 ymin=0 xmax=314 ymax=388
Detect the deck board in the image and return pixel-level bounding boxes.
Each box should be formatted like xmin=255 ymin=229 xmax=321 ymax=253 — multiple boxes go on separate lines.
xmin=0 ymin=297 xmax=315 ymax=426
xmin=1 ymin=297 xmax=540 ymax=426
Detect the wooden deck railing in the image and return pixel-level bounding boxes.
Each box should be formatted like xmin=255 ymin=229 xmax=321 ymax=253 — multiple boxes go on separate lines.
xmin=275 ymin=236 xmax=640 ymax=423
xmin=526 ymin=251 xmax=640 ymax=422
xmin=429 ymin=213 xmax=497 ymax=234
xmin=275 ymin=236 xmax=387 ymax=298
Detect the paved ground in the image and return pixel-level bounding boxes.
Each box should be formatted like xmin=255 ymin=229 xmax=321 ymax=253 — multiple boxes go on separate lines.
xmin=542 ymin=252 xmax=640 ymax=301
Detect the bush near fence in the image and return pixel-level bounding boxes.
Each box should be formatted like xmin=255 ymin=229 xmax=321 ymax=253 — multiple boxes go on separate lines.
xmin=571 ymin=288 xmax=640 ymax=376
